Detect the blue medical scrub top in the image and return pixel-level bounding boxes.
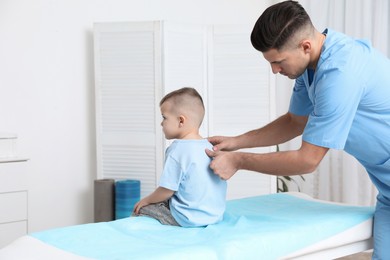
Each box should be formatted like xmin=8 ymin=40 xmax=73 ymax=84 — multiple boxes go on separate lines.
xmin=289 ymin=28 xmax=390 ymax=199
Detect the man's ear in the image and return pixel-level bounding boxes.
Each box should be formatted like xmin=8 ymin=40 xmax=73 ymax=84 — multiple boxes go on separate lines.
xmin=301 ymin=40 xmax=311 ymax=54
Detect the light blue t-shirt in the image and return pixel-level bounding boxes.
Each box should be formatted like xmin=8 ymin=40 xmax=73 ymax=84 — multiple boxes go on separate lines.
xmin=159 ymin=139 xmax=227 ymax=227
xmin=289 ymin=28 xmax=390 ymax=198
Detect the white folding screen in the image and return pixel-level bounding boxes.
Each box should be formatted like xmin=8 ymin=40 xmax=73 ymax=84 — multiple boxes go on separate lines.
xmin=208 ymin=25 xmax=276 ymax=198
xmin=94 ymin=21 xmax=276 ymax=199
xmin=94 ymin=22 xmax=163 ymax=198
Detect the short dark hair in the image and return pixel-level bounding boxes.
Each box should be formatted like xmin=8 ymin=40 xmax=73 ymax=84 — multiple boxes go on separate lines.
xmin=160 ymin=87 xmax=205 ymax=126
xmin=159 ymin=87 xmax=204 ymax=109
xmin=251 ymin=1 xmax=312 ymax=52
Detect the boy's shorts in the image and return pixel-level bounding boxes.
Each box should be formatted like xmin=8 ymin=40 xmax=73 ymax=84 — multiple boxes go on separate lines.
xmin=137 ymin=200 xmax=180 ymax=226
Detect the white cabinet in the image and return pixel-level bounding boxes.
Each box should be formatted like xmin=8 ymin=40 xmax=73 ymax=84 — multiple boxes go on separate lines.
xmin=0 ymin=160 xmax=28 ymax=248
xmin=94 ymin=21 xmax=276 ymax=200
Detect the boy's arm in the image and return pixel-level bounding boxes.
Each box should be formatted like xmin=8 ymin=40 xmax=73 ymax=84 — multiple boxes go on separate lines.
xmin=133 ymin=187 xmax=174 ymax=214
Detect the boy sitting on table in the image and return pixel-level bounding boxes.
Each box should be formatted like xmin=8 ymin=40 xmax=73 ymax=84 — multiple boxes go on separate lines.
xmin=133 ymin=87 xmax=227 ymax=227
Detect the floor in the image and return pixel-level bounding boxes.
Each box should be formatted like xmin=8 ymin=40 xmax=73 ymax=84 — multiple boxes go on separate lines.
xmin=336 ymin=251 xmax=372 ymax=260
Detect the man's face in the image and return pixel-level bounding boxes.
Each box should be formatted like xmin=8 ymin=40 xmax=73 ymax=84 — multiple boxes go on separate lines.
xmin=262 ymin=47 xmax=309 ymax=79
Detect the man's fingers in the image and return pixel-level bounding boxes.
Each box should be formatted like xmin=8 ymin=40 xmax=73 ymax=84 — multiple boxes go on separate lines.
xmin=205 ymin=148 xmax=216 ymax=158
xmin=207 ymin=136 xmax=219 ymax=145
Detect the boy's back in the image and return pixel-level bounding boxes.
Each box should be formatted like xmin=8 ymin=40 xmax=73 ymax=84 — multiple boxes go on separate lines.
xmin=160 ymin=139 xmax=227 ymax=227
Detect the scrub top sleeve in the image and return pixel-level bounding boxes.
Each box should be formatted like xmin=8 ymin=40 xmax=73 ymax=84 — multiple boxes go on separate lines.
xmin=289 ymin=76 xmax=314 ymax=116
xmin=303 ymin=69 xmax=364 ymax=149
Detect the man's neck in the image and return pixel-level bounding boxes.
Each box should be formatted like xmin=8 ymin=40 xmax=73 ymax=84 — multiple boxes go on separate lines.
xmin=309 ymin=31 xmax=326 ymax=70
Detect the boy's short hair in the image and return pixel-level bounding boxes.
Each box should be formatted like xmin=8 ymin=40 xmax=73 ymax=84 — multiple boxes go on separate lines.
xmin=251 ymin=1 xmax=313 ymax=52
xmin=160 ymin=87 xmax=204 ymax=108
xmin=160 ymin=87 xmax=205 ymax=126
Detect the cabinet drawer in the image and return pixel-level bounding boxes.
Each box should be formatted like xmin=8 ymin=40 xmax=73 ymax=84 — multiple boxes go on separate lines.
xmin=0 ymin=191 xmax=28 ymax=223
xmin=0 ymin=221 xmax=27 ymax=248
xmin=0 ymin=161 xmax=28 ymax=192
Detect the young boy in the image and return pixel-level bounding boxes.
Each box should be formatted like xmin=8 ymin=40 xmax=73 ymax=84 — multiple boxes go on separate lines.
xmin=133 ymin=87 xmax=227 ymax=227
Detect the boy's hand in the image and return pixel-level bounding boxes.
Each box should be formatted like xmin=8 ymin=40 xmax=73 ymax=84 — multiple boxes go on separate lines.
xmin=133 ymin=199 xmax=149 ymax=215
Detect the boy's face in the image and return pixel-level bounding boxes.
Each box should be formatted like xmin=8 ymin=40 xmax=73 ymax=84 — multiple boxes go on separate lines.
xmin=160 ymin=101 xmax=181 ymax=140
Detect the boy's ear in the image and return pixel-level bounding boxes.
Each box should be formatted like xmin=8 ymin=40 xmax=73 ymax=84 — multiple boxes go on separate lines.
xmin=179 ymin=115 xmax=185 ymax=127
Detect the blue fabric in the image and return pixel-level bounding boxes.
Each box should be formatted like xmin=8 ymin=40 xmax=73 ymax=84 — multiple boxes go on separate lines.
xmin=288 ymin=29 xmax=390 ymax=259
xmin=159 ymin=139 xmax=227 ymax=227
xmin=290 ymin=28 xmax=390 ymax=153
xmin=31 ymin=193 xmax=374 ymax=260
xmin=289 ymin=28 xmax=390 ymax=198
xmin=372 ymin=194 xmax=390 ymax=260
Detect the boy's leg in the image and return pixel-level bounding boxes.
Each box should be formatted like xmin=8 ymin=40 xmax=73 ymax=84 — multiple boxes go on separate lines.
xmin=138 ymin=200 xmax=180 ymax=226
xmin=372 ymin=194 xmax=390 ymax=260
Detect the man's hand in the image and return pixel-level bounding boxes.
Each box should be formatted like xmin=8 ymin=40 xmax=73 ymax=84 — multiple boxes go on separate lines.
xmin=207 ymin=136 xmax=238 ymax=152
xmin=205 ymin=149 xmax=239 ymax=180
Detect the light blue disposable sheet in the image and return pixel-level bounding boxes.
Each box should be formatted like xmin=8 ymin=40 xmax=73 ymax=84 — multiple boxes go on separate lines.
xmin=31 ymin=193 xmax=374 ymax=260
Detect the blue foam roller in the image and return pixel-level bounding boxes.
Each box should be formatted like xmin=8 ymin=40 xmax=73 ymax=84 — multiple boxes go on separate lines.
xmin=115 ymin=179 xmax=141 ymax=220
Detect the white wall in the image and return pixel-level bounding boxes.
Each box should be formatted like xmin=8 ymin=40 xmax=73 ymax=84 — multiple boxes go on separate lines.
xmin=0 ymin=0 xmax=271 ymax=232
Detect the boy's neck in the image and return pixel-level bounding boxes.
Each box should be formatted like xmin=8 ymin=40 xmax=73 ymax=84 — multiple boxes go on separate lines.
xmin=179 ymin=132 xmax=203 ymax=140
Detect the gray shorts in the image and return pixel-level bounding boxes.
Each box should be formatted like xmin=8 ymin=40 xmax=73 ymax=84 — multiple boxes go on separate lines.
xmin=137 ymin=200 xmax=180 ymax=226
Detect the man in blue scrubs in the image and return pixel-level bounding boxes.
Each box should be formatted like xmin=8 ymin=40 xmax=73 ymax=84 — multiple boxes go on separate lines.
xmin=205 ymin=1 xmax=390 ymax=258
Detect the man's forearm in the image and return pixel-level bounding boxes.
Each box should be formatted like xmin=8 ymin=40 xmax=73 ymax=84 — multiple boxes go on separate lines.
xmin=237 ymin=151 xmax=311 ymax=176
xmin=236 ymin=141 xmax=328 ymax=176
xmin=237 ymin=113 xmax=307 ymax=149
